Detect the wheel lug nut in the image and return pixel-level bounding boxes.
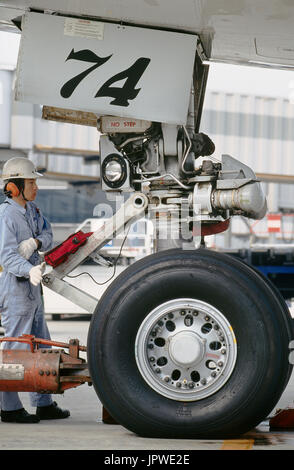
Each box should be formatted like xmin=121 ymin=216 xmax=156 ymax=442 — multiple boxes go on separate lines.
xmin=221 ymin=348 xmax=226 ymax=354
xmin=205 ymin=316 xmax=210 ymax=321
xmin=201 ymin=378 xmax=207 ymax=385
xmin=149 ymin=357 xmax=155 ymax=362
xmin=155 ymin=368 xmax=161 ymax=374
xmin=180 ymin=310 xmax=186 ymax=316
xmin=211 ymin=371 xmax=217 ymax=378
xmin=176 ymin=382 xmax=182 ymax=388
xmin=218 ymin=361 xmax=223 ymax=367
xmin=148 ymin=344 xmax=154 ymax=349
xmin=188 ymin=381 xmax=195 ymax=389
xmin=164 ymin=376 xmax=170 ymax=382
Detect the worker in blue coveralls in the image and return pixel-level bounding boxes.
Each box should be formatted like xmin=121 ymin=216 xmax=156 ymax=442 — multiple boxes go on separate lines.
xmin=0 ymin=157 xmax=70 ymax=423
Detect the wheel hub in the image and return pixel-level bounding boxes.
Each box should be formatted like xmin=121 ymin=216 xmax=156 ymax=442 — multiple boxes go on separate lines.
xmin=168 ymin=331 xmax=204 ymax=367
xmin=135 ymin=298 xmax=237 ymax=401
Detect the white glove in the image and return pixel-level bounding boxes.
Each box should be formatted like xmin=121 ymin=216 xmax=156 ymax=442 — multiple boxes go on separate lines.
xmin=29 ymin=262 xmax=45 ymax=286
xmin=18 ymin=238 xmax=38 ymax=260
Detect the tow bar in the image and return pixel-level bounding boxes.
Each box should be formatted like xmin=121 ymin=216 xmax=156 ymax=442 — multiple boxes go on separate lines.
xmin=0 ymin=334 xmax=91 ymax=393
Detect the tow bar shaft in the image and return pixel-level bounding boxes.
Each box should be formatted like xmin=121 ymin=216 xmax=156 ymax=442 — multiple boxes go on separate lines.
xmin=0 ymin=334 xmax=91 ymax=393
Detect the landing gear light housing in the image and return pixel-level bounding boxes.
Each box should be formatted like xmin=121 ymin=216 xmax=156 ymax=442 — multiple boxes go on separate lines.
xmin=102 ymin=154 xmax=127 ymax=189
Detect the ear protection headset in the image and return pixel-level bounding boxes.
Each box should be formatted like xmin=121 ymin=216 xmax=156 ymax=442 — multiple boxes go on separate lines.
xmin=4 ymin=179 xmax=26 ymax=199
xmin=5 ymin=182 xmax=20 ymax=197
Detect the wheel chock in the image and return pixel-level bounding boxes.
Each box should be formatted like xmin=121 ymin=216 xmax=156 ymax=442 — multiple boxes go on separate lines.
xmin=269 ymin=408 xmax=294 ymax=430
xmin=102 ymin=406 xmax=119 ymax=425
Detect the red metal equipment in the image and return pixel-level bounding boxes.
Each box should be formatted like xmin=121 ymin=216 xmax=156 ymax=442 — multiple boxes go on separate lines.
xmin=269 ymin=408 xmax=294 ymax=430
xmin=0 ymin=334 xmax=91 ymax=393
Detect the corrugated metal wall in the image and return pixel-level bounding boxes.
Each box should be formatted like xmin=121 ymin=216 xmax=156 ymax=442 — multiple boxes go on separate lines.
xmin=1 ymin=70 xmax=100 ymax=179
xmin=12 ymin=102 xmax=100 ymax=179
xmin=201 ymin=91 xmax=294 ymax=178
xmin=33 ymin=105 xmax=100 ymax=179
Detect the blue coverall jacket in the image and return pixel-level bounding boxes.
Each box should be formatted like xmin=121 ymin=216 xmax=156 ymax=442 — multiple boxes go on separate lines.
xmin=0 ymin=197 xmax=54 ymax=411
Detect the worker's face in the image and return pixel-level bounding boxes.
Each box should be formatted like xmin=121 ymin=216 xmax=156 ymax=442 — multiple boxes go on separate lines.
xmin=23 ymin=179 xmax=38 ymax=201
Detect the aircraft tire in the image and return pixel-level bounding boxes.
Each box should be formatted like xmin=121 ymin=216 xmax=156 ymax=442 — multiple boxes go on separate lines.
xmin=225 ymin=254 xmax=294 ymax=388
xmin=87 ymin=248 xmax=292 ymax=438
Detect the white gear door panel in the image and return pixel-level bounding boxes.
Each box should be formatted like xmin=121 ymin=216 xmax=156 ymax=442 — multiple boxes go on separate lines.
xmin=15 ymin=12 xmax=197 ymax=125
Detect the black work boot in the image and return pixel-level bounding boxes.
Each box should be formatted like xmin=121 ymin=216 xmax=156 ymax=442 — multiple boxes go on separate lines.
xmin=1 ymin=408 xmax=40 ymax=423
xmin=36 ymin=401 xmax=70 ymax=420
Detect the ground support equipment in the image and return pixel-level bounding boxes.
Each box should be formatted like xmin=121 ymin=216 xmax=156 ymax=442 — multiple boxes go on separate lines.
xmin=0 ymin=334 xmax=91 ymax=393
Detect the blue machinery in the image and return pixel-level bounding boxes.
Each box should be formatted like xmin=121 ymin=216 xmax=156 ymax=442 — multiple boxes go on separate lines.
xmin=226 ymin=248 xmax=294 ymax=300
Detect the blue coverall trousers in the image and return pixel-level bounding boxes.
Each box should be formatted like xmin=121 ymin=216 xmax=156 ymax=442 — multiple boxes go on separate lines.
xmin=0 ymin=292 xmax=53 ymax=411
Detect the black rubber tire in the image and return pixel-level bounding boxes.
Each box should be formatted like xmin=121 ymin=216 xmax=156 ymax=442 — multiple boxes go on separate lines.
xmin=225 ymin=255 xmax=294 ymax=389
xmin=88 ymin=248 xmax=293 ymax=438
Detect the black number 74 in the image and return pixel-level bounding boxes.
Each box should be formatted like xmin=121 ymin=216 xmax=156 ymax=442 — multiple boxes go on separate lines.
xmin=60 ymin=49 xmax=151 ymax=107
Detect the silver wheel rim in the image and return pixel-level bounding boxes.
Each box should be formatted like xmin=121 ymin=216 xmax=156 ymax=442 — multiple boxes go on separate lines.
xmin=135 ymin=298 xmax=237 ymax=401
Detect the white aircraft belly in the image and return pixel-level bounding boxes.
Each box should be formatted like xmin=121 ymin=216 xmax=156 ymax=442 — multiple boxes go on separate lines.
xmin=1 ymin=0 xmax=294 ymax=67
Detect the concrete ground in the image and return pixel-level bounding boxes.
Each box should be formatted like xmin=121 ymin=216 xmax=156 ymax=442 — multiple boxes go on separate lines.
xmin=1 ymin=317 xmax=294 ymax=452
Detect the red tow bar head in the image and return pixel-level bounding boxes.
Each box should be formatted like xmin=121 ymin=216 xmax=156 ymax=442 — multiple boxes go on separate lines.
xmin=0 ymin=335 xmax=91 ymax=393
